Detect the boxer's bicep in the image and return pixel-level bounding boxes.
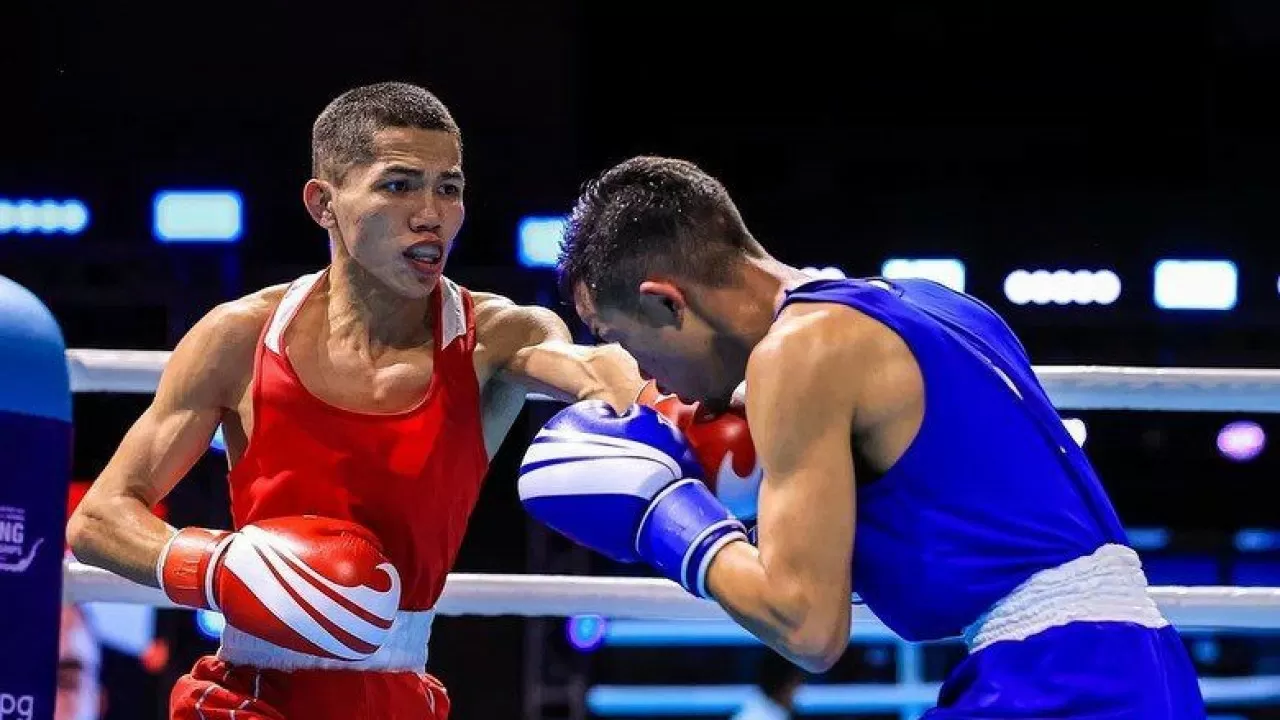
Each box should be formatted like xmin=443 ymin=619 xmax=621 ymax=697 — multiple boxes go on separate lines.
xmin=99 ymin=305 xmax=249 ymax=504
xmin=70 ymin=302 xmax=260 ymax=585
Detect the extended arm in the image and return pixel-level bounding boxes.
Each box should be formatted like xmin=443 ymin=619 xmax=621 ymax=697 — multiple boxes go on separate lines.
xmin=477 ymin=296 xmax=646 ymax=413
xmin=66 ymin=298 xmax=265 ymax=587
xmin=703 ymin=309 xmax=862 ymax=672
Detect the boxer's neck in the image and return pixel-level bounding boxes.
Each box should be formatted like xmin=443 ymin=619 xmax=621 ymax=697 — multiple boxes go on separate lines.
xmin=724 ymin=255 xmax=809 ymax=346
xmin=325 ymin=260 xmax=433 ymax=354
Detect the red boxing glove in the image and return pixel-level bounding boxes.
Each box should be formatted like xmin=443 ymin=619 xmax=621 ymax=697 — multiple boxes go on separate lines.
xmin=638 ymin=380 xmax=763 ymax=519
xmin=158 ymin=515 xmax=401 ymax=661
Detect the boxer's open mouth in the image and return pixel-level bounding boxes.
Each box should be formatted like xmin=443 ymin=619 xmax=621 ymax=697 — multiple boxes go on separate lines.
xmin=404 ymin=242 xmax=443 ymax=264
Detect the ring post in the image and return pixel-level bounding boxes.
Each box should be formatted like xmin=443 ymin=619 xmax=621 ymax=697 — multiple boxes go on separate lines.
xmin=0 ymin=276 xmax=73 ymax=720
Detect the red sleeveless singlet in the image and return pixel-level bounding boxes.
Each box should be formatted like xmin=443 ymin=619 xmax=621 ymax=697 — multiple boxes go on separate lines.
xmin=227 ymin=270 xmax=490 ymax=610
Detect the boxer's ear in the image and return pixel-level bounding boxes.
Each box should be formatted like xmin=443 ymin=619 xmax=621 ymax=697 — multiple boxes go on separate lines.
xmin=638 ymin=280 xmax=684 ymax=328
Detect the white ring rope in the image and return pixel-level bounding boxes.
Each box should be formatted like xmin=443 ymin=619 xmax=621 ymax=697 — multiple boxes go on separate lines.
xmin=63 ymin=561 xmax=1280 ymax=636
xmin=65 ymin=348 xmax=1280 ymax=411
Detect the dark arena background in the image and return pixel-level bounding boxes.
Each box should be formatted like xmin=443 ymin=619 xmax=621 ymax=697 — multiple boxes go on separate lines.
xmin=5 ymin=1 xmax=1280 ymax=718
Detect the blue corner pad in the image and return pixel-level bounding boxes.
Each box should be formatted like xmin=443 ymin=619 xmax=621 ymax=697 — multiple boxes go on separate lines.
xmin=0 ymin=275 xmax=71 ymax=422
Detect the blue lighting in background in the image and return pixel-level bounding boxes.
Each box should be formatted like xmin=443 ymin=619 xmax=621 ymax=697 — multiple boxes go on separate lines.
xmin=517 ymin=215 xmax=566 ymax=268
xmin=1153 ymin=259 xmax=1237 ymax=310
xmin=195 ymin=609 xmax=226 ymax=641
xmin=0 ymin=198 xmax=89 ymax=235
xmin=1194 ymin=638 xmax=1223 ymax=665
xmin=1126 ymin=527 xmax=1171 ymax=551
xmin=1235 ymin=529 xmax=1280 ymax=553
xmin=153 ymin=190 xmax=243 ymax=243
xmin=880 ymin=258 xmax=966 ymax=292
xmin=566 ymin=614 xmax=608 ymax=652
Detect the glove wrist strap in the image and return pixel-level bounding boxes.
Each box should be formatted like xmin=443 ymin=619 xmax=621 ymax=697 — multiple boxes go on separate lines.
xmin=159 ymin=526 xmax=231 ymax=609
xmin=687 ymin=525 xmax=748 ymax=599
xmin=636 ymin=479 xmax=746 ymax=598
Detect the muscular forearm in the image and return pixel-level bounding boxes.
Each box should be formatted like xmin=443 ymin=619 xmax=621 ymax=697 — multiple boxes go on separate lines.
xmin=506 ymin=341 xmax=645 ymax=413
xmin=705 ymin=541 xmax=850 ymax=672
xmin=67 ymin=491 xmax=176 ymax=588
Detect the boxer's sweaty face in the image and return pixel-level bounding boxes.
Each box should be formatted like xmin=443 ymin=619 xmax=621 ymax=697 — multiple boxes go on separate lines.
xmin=330 ymin=128 xmax=465 ymax=298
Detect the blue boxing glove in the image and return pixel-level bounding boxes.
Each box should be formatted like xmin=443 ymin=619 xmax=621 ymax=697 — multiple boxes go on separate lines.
xmin=519 ymin=400 xmax=749 ymax=598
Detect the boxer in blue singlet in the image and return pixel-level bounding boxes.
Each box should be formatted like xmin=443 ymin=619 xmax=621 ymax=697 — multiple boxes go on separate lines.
xmin=519 ymin=156 xmax=1207 ymax=718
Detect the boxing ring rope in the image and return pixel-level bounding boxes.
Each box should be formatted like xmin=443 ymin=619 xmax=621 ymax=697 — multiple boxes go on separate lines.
xmin=61 ymin=560 xmax=1280 ymax=631
xmin=62 ymin=347 xmax=1280 ymax=711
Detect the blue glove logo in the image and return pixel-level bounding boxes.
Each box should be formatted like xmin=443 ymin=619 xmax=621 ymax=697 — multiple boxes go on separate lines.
xmin=518 ymin=402 xmax=704 ymax=563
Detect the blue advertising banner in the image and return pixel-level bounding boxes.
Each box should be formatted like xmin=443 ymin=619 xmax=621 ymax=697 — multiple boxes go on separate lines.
xmin=0 ymin=276 xmax=73 ymax=720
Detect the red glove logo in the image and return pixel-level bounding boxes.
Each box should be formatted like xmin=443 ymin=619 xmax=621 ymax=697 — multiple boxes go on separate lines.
xmin=162 ymin=516 xmax=402 ymax=661
xmin=216 ymin=519 xmax=401 ymax=661
xmin=220 ymin=517 xmax=399 ymax=661
xmin=708 ymin=440 xmax=763 ymax=520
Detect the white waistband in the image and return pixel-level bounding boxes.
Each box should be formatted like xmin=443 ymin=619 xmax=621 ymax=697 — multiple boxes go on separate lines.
xmin=962 ymin=543 xmax=1168 ymax=653
xmin=218 ymin=610 xmax=435 ymax=671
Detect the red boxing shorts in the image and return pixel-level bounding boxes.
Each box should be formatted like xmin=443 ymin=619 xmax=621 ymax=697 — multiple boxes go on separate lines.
xmin=170 ymin=656 xmax=450 ymax=720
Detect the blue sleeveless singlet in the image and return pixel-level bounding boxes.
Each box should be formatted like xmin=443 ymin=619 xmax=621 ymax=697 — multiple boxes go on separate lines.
xmin=776 ymin=277 xmax=1127 ymax=641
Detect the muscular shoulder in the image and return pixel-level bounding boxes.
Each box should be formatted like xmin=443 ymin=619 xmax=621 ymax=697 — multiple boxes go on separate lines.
xmin=747 ymin=302 xmax=919 ymax=427
xmin=471 ymin=291 xmax=571 ymax=347
xmin=197 ymin=284 xmax=286 ymax=352
xmin=749 ymin=304 xmax=868 ymax=398
xmin=164 ymin=284 xmax=287 ymax=403
xmin=758 ymin=301 xmax=891 ymax=365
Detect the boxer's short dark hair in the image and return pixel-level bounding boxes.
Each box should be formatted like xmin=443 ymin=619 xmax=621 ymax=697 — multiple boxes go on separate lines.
xmin=312 ymin=81 xmax=460 ymax=184
xmin=558 ymin=156 xmax=763 ymax=314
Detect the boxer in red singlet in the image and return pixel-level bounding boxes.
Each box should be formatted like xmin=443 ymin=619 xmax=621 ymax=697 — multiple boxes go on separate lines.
xmin=65 ymin=82 xmax=647 ymax=719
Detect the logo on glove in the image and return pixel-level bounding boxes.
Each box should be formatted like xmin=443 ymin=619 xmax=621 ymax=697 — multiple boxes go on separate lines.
xmin=218 ymin=524 xmax=401 ymax=661
xmin=161 ymin=517 xmax=402 ymax=662
xmin=713 ymin=450 xmax=764 ymax=520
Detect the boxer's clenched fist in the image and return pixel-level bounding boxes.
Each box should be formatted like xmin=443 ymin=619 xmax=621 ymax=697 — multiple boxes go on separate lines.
xmin=159 ymin=515 xmax=400 ymax=661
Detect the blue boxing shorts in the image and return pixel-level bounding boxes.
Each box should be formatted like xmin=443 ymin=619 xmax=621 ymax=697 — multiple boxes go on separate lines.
xmin=926 ymin=545 xmax=1206 ymax=719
